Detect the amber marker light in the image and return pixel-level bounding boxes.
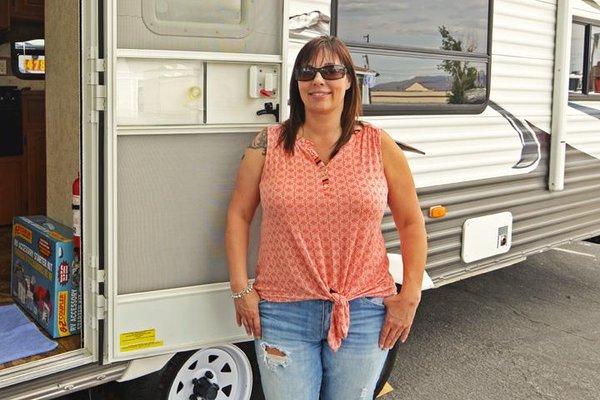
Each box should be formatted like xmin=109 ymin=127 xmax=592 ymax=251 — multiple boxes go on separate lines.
xmin=429 ymin=205 xmax=447 ymax=218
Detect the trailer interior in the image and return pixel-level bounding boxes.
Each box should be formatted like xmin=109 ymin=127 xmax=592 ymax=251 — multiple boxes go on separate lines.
xmin=0 ymin=0 xmax=83 ymax=372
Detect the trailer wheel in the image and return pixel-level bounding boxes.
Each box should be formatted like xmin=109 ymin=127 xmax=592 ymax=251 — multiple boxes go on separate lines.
xmin=585 ymin=235 xmax=600 ymax=244
xmin=373 ymin=338 xmax=400 ymax=399
xmin=371 ymin=283 xmax=403 ymax=398
xmin=118 ymin=344 xmax=253 ymax=400
xmin=115 ymin=370 xmax=162 ymax=400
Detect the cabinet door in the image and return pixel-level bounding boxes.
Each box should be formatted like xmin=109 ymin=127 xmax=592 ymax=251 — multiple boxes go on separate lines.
xmin=21 ymin=90 xmax=45 ymax=126
xmin=0 ymin=157 xmax=24 ymax=225
xmin=24 ymin=127 xmax=46 ymax=215
xmin=11 ymin=0 xmax=44 ymax=22
xmin=0 ymin=0 xmax=10 ymax=30
xmin=21 ymin=91 xmax=46 ymax=215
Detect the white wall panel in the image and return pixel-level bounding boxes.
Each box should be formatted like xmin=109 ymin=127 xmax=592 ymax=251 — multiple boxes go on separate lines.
xmin=492 ymin=0 xmax=556 ymax=60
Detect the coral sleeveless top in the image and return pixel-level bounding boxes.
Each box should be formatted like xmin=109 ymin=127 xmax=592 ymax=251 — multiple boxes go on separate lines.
xmin=252 ymin=122 xmax=397 ymax=352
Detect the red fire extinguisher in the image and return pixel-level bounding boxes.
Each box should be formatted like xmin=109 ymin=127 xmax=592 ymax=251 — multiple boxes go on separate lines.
xmin=72 ymin=175 xmax=80 ymax=251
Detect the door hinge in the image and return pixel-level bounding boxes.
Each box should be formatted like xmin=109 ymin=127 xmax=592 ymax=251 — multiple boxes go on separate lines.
xmin=93 ymin=58 xmax=106 ymax=73
xmin=93 ymin=84 xmax=106 ymax=112
xmin=96 ymin=293 xmax=106 ymax=321
xmin=94 ymin=268 xmax=106 ymax=321
xmin=89 ymin=56 xmax=106 ymax=120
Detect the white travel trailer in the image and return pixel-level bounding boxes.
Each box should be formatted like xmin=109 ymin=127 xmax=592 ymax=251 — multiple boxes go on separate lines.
xmin=1 ymin=0 xmax=600 ymax=399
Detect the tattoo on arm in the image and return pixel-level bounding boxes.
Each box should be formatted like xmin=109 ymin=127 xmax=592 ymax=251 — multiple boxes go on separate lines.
xmin=246 ymin=127 xmax=268 ymax=156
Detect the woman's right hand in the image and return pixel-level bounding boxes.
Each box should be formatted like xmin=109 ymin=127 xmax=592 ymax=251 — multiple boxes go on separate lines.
xmin=233 ymin=290 xmax=262 ymax=339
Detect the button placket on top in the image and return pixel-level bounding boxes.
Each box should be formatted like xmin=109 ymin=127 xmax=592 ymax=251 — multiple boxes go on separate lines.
xmin=298 ymin=137 xmax=337 ymax=295
xmin=315 ymin=156 xmax=330 ymax=189
xmin=298 ymin=135 xmax=350 ymax=300
xmin=298 ymin=137 xmax=332 ymax=190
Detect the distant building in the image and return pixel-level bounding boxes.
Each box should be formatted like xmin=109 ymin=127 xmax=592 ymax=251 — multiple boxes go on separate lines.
xmin=370 ymin=76 xmax=451 ymax=104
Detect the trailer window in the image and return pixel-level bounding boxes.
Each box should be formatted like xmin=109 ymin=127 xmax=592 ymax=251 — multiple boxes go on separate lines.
xmin=569 ymin=23 xmax=585 ymax=94
xmin=150 ymin=0 xmax=242 ymax=25
xmin=142 ymin=0 xmax=252 ymax=38
xmin=569 ymin=19 xmax=600 ymax=100
xmin=351 ymin=52 xmax=487 ymax=109
xmin=589 ymin=25 xmax=600 ymax=93
xmin=332 ymin=0 xmax=491 ymax=115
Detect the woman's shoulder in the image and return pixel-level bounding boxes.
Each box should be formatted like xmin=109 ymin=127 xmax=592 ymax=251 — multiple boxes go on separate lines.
xmin=354 ymin=120 xmax=385 ymax=137
xmin=354 ymin=122 xmax=398 ymax=157
xmin=254 ymin=124 xmax=283 ymax=148
xmin=271 ymin=123 xmax=285 ymax=131
xmin=266 ymin=123 xmax=286 ymax=139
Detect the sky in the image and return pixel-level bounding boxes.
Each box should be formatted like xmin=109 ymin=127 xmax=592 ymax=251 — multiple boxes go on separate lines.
xmin=337 ymin=0 xmax=488 ymax=53
xmin=337 ymin=0 xmax=489 ymax=84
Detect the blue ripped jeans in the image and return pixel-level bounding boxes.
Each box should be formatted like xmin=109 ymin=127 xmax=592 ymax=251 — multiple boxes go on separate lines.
xmin=254 ymin=297 xmax=389 ymax=400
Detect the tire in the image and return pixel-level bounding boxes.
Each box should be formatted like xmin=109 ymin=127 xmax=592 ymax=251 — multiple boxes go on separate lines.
xmin=373 ymin=338 xmax=400 ymax=399
xmin=115 ymin=369 xmax=162 ymax=400
xmin=235 ymin=340 xmax=266 ymax=400
xmin=117 ymin=344 xmax=254 ymax=400
xmin=372 ymin=283 xmax=403 ymax=398
xmin=585 ymin=235 xmax=600 ymax=244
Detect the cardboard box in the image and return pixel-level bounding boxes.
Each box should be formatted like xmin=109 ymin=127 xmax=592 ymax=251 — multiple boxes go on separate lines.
xmin=10 ymin=216 xmax=81 ymax=338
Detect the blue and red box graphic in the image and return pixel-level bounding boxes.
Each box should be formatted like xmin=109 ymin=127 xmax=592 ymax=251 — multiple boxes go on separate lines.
xmin=10 ymin=215 xmax=81 ymax=338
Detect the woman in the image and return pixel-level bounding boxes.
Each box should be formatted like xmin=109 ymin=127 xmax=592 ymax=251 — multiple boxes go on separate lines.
xmin=225 ymin=35 xmax=427 ymax=400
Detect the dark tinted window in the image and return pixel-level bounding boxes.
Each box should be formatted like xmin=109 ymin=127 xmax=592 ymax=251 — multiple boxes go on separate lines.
xmin=588 ymin=26 xmax=600 ymax=94
xmin=337 ymin=0 xmax=489 ymax=54
xmin=569 ymin=20 xmax=600 ymax=98
xmin=569 ymin=23 xmax=585 ymax=94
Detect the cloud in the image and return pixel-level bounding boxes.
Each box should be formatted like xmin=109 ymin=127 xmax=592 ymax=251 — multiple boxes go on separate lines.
xmin=337 ymin=0 xmax=488 ymax=51
xmin=340 ymin=0 xmax=409 ymax=12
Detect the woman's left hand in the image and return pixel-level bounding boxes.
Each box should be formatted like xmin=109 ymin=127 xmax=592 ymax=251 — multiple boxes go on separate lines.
xmin=379 ymin=290 xmax=421 ymax=350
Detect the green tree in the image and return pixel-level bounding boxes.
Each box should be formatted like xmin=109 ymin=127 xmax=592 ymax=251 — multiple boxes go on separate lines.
xmin=437 ymin=25 xmax=478 ymax=104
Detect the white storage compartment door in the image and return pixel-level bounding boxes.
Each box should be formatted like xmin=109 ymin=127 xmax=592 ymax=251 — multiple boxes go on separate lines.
xmin=103 ymin=0 xmax=286 ymax=362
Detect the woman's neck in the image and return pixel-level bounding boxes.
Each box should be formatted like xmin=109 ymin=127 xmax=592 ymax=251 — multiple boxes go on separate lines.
xmin=301 ymin=111 xmax=343 ymax=142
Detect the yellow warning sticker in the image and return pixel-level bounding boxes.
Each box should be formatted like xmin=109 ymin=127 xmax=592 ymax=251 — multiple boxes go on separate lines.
xmin=119 ymin=329 xmax=164 ymax=352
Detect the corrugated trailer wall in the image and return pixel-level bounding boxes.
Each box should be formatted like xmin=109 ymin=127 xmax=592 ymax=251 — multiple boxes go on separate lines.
xmin=378 ymin=0 xmax=600 ymax=287
xmin=387 ymin=137 xmax=600 ymax=287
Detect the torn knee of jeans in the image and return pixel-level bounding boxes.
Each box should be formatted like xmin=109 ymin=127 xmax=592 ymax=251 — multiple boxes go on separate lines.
xmin=259 ymin=341 xmax=290 ymax=369
xmin=360 ymin=387 xmax=370 ymax=398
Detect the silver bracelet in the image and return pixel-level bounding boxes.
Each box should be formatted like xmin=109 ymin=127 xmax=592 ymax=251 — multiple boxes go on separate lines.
xmin=231 ymin=282 xmax=253 ymax=299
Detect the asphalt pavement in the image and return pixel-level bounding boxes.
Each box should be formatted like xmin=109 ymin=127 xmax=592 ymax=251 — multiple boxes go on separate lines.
xmin=381 ymin=240 xmax=600 ymax=400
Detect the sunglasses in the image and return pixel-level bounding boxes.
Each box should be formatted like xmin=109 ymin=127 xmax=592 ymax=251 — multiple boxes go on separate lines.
xmin=294 ymin=64 xmax=348 ymax=81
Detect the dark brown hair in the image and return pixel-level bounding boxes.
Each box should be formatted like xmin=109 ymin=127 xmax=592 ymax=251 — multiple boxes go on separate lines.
xmin=277 ymin=35 xmax=363 ymax=158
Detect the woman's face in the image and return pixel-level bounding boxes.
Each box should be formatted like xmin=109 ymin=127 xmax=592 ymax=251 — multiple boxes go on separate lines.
xmin=297 ymin=50 xmax=351 ymax=116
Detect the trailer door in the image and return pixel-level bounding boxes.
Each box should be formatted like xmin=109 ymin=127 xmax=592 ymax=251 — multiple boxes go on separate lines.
xmin=101 ymin=0 xmax=287 ymax=363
